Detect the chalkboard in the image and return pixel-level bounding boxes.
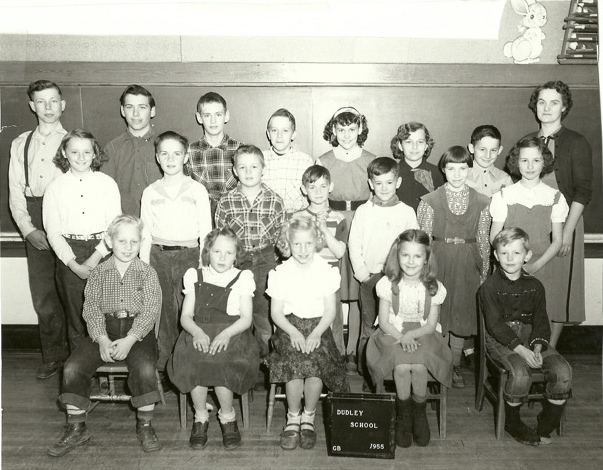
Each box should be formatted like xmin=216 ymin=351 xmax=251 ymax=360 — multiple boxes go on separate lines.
xmin=2 ymin=83 xmax=601 ymax=237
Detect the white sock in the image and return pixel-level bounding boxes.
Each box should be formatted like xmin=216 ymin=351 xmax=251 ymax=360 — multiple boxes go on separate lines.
xmin=218 ymin=407 xmax=236 ymax=424
xmin=194 ymin=409 xmax=210 ymax=423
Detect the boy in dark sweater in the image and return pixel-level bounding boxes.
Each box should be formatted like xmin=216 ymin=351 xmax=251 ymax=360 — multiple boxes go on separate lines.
xmin=478 ymin=227 xmax=572 ymax=446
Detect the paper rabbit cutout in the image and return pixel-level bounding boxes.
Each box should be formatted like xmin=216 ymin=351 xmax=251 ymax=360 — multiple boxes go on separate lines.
xmin=503 ymin=0 xmax=547 ymax=64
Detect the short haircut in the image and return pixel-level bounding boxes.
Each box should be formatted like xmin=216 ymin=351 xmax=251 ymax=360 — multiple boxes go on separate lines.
xmin=322 ymin=107 xmax=369 ymax=147
xmin=106 ymin=214 xmax=144 ymax=240
xmin=528 ymin=80 xmax=573 ymax=121
xmin=27 ymin=80 xmax=62 ymax=100
xmin=383 ymin=229 xmax=439 ymax=296
xmin=276 ymin=216 xmax=325 ymax=258
xmin=197 ymin=91 xmax=227 ymax=113
xmin=267 ymin=108 xmax=296 ymax=131
xmin=154 ymin=131 xmax=189 ymax=153
xmin=233 ymin=144 xmax=265 ymax=167
xmin=492 ymin=227 xmax=530 ymax=252
xmin=390 ymin=122 xmax=435 ymax=160
xmin=302 ymin=165 xmax=331 ymax=186
xmin=470 ymin=125 xmax=502 ymax=145
xmin=438 ymin=146 xmax=473 ymax=171
xmin=119 ymin=84 xmax=155 ymax=108
xmin=53 ymin=128 xmax=107 ymax=173
xmin=506 ymin=135 xmax=554 ymax=178
xmin=368 ymin=156 xmax=399 ymax=179
xmin=201 ymin=227 xmax=244 ymax=267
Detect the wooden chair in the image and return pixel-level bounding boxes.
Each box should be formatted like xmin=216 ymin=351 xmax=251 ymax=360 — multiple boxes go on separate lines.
xmin=375 ymin=375 xmax=447 ymax=439
xmin=178 ymin=390 xmax=250 ymax=430
xmin=89 ymin=319 xmax=166 ymax=411
xmin=474 ymin=308 xmax=565 ymax=439
xmin=266 ymin=383 xmax=328 ymax=432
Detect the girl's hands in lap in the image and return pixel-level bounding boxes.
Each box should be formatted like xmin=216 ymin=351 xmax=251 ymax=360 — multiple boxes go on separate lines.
xmin=304 ymin=333 xmax=321 ymax=354
xmin=192 ymin=331 xmax=211 ymax=353
xmin=209 ymin=331 xmax=231 ymax=355
xmin=289 ymin=330 xmax=306 ymax=353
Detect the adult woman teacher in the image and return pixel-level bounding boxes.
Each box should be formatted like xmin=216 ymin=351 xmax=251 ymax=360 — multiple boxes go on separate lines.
xmin=526 ymin=80 xmax=593 ymax=348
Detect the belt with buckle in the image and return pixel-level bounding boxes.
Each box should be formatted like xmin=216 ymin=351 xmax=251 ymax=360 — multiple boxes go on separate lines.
xmin=106 ymin=310 xmax=136 ymax=319
xmin=65 ymin=232 xmax=104 ymax=241
xmin=329 ymin=199 xmax=365 ymax=211
xmin=433 ymin=236 xmax=476 ymax=244
xmin=154 ymin=244 xmax=189 ymax=251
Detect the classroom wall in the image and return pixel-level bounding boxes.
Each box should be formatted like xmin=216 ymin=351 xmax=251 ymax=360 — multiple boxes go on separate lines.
xmin=0 ymin=1 xmax=575 ymax=64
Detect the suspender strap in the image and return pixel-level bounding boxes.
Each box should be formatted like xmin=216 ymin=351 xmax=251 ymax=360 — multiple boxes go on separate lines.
xmin=23 ymin=131 xmax=34 ymax=190
xmin=391 ymin=280 xmax=432 ymax=319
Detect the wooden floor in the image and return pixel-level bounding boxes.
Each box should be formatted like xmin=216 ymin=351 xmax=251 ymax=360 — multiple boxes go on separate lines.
xmin=2 ymin=351 xmax=602 ymax=470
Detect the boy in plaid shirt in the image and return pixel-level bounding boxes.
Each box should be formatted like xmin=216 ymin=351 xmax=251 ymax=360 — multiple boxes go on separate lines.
xmin=215 ymin=145 xmax=286 ymax=355
xmin=47 ymin=215 xmax=163 ymax=457
xmin=187 ymin=92 xmax=241 ymax=220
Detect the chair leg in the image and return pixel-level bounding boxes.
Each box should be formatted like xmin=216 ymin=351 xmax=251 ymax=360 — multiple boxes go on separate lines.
xmin=267 ymin=384 xmax=276 ymax=432
xmin=108 ymin=375 xmax=116 ymax=396
xmin=179 ymin=393 xmax=188 ymax=430
xmin=495 ymin=374 xmax=507 ymax=440
xmin=440 ymin=383 xmax=447 ymax=439
xmin=475 ymin=361 xmax=486 ymax=411
xmin=241 ymin=392 xmax=249 ymax=430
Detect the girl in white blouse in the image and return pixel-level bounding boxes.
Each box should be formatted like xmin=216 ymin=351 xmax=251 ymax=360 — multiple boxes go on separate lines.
xmin=43 ymin=129 xmax=121 ymax=350
xmin=267 ymin=216 xmax=349 ymax=451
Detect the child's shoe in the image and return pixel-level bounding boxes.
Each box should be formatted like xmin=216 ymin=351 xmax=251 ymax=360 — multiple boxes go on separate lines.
xmin=136 ymin=420 xmax=162 ymax=452
xmin=299 ymin=422 xmax=316 ymax=449
xmin=46 ymin=422 xmax=90 ymax=457
xmin=451 ymin=366 xmax=465 ymax=389
xmin=536 ymin=401 xmax=565 ymax=445
xmin=189 ymin=421 xmax=209 ymax=449
xmin=504 ymin=402 xmax=539 ymax=446
xmin=396 ymin=398 xmax=413 ymax=448
xmin=220 ymin=420 xmax=241 ymax=450
xmin=280 ymin=422 xmax=300 ymax=450
xmin=412 ymin=398 xmax=430 ymax=447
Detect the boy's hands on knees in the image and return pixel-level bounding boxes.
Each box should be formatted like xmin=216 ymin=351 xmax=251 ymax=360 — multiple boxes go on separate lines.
xmin=305 ymin=332 xmax=321 ymax=354
xmin=289 ymin=329 xmax=306 ymax=353
xmin=192 ymin=331 xmax=211 ymax=353
xmin=514 ymin=344 xmax=540 ymax=369
xmin=98 ymin=336 xmax=114 ymax=363
xmin=26 ymin=229 xmax=50 ymax=250
xmin=110 ymin=335 xmax=137 ymax=361
xmin=209 ymin=331 xmax=231 ymax=355
xmin=398 ymin=332 xmax=420 ymax=353
xmin=67 ymin=260 xmax=93 ymax=280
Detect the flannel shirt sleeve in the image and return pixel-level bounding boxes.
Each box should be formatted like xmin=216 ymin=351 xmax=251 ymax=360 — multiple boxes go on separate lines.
xmin=528 ymin=283 xmax=551 ymax=351
xmin=83 ymin=268 xmax=108 ymax=341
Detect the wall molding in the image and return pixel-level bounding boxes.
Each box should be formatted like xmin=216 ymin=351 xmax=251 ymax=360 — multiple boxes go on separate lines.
xmin=0 ymin=62 xmax=599 ymax=88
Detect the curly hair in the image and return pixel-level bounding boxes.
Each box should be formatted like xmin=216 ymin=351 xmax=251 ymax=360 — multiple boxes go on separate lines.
xmin=53 ymin=129 xmax=108 ymax=173
xmin=276 ymin=216 xmax=325 ymax=258
xmin=322 ymin=107 xmax=369 ymax=148
xmin=106 ymin=214 xmax=144 ymax=240
xmin=506 ymin=136 xmax=554 ymax=178
xmin=390 ymin=122 xmax=435 ymax=160
xmin=528 ymin=80 xmax=573 ymax=121
xmin=200 ymin=227 xmax=244 ymax=268
xmin=383 ymin=229 xmax=439 ymax=296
